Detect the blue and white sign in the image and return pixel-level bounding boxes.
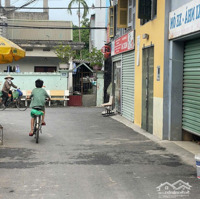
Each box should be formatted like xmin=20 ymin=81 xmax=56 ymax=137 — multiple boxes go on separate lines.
xmin=169 ymin=0 xmax=200 ymax=39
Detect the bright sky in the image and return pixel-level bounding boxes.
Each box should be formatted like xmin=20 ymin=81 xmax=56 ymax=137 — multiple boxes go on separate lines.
xmin=2 ymin=0 xmax=95 ymax=25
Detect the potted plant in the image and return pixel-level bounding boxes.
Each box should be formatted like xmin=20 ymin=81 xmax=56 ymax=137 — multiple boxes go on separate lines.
xmin=54 ymin=44 xmax=75 ymax=69
xmin=88 ymin=47 xmax=105 ymax=71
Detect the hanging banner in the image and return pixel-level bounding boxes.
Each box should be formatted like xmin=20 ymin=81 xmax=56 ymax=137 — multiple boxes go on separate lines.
xmin=169 ymin=0 xmax=200 ymax=39
xmin=111 ymin=30 xmax=134 ymax=56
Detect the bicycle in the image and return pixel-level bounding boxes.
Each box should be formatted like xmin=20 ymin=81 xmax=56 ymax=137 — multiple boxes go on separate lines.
xmin=0 ymin=89 xmax=28 ymax=111
xmin=31 ymin=107 xmax=44 ymax=144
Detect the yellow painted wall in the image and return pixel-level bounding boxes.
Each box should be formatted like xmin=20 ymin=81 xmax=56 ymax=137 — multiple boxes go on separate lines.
xmin=134 ymin=0 xmax=165 ymax=127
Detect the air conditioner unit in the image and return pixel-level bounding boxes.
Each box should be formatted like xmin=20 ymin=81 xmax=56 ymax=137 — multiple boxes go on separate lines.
xmin=59 ymin=63 xmax=70 ymax=70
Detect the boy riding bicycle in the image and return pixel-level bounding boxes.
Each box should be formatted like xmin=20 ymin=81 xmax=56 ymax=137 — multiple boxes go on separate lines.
xmin=29 ymin=79 xmax=50 ymax=136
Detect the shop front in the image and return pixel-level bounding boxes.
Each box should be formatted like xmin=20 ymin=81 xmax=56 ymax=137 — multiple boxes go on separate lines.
xmin=111 ymin=30 xmax=135 ymax=122
xmin=168 ymin=0 xmax=200 ymax=139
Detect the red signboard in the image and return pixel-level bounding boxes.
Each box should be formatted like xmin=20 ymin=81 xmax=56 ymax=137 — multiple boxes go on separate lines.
xmin=112 ymin=30 xmax=134 ymax=56
xmin=101 ymin=45 xmax=111 ymax=58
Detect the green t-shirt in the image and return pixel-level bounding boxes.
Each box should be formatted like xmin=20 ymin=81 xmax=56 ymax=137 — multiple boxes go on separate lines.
xmin=30 ymin=88 xmax=49 ymax=108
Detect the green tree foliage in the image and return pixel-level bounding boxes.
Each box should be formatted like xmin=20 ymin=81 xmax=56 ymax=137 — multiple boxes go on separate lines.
xmin=68 ymin=0 xmax=89 ymax=18
xmin=68 ymin=0 xmax=89 ymax=43
xmin=54 ymin=44 xmax=75 ymax=64
xmin=88 ymin=47 xmax=105 ymax=68
xmin=73 ymin=18 xmax=90 ymax=60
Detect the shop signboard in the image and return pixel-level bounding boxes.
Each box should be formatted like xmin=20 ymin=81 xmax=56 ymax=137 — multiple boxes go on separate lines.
xmin=111 ymin=30 xmax=134 ymax=56
xmin=169 ymin=0 xmax=200 ymax=39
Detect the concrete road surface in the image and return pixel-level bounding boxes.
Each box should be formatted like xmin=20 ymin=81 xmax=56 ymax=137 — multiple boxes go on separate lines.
xmin=0 ymin=107 xmax=200 ymax=199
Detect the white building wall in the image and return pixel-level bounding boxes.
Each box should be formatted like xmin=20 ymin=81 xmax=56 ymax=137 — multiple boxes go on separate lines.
xmin=90 ymin=15 xmax=95 ymax=51
xmin=25 ymin=48 xmax=57 ymax=58
xmin=7 ymin=20 xmax=72 ymax=41
xmin=0 ymin=57 xmax=59 ymax=73
xmin=94 ymin=0 xmax=106 ymax=50
xmin=68 ymin=60 xmax=73 ymax=94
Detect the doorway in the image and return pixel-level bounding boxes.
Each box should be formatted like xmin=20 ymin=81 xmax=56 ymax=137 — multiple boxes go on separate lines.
xmin=71 ymin=64 xmax=96 ymax=106
xmin=142 ymin=47 xmax=154 ymax=133
xmin=113 ymin=61 xmax=121 ymax=113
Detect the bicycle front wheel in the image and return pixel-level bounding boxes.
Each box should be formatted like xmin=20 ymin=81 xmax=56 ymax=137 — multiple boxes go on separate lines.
xmin=0 ymin=98 xmax=6 ymax=111
xmin=16 ymin=98 xmax=27 ymax=111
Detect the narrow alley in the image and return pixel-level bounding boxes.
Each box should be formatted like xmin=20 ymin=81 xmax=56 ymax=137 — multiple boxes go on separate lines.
xmin=0 ymin=107 xmax=200 ymax=199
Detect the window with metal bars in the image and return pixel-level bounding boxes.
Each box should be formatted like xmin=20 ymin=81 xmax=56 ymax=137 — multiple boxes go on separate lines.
xmin=138 ymin=0 xmax=157 ymax=25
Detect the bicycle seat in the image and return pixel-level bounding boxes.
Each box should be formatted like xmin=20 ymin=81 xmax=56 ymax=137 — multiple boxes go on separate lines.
xmin=32 ymin=106 xmax=43 ymax=111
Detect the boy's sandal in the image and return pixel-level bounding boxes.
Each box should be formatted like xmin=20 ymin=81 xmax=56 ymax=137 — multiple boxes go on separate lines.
xmin=42 ymin=122 xmax=46 ymax=126
xmin=29 ymin=131 xmax=34 ymax=136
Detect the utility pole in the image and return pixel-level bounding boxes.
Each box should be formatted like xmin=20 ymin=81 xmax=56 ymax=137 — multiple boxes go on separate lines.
xmin=43 ymin=0 xmax=49 ymax=15
xmin=5 ymin=0 xmax=10 ymax=7
xmin=0 ymin=0 xmax=7 ymax=37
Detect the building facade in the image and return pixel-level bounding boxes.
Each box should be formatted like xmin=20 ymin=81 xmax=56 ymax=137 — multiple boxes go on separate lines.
xmin=90 ymin=0 xmax=107 ymax=51
xmin=89 ymin=0 xmax=110 ymax=106
xmin=108 ymin=0 xmax=136 ymax=122
xmin=165 ymin=0 xmax=200 ymax=140
xmin=134 ymin=0 xmax=165 ymax=138
xmin=0 ymin=0 xmax=84 ymax=93
xmin=108 ymin=0 xmax=200 ymax=141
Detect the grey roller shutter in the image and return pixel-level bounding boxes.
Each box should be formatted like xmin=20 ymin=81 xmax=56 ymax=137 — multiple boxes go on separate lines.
xmin=112 ymin=54 xmax=121 ymax=62
xmin=182 ymin=39 xmax=200 ymax=136
xmin=122 ymin=50 xmax=135 ymax=122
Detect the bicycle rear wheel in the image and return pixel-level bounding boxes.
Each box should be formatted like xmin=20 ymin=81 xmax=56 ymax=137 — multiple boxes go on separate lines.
xmin=16 ymin=98 xmax=27 ymax=111
xmin=0 ymin=98 xmax=6 ymax=111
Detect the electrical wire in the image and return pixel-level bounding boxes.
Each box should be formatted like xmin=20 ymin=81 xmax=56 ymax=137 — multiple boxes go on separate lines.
xmin=0 ymin=24 xmax=107 ymax=30
xmin=11 ymin=0 xmax=21 ymax=5
xmin=4 ymin=0 xmax=38 ymax=13
xmin=1 ymin=6 xmax=109 ymax=10
xmin=24 ymin=0 xmax=39 ymax=12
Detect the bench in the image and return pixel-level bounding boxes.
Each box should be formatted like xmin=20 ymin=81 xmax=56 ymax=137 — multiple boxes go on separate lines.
xmin=21 ymin=90 xmax=69 ymax=107
xmin=101 ymin=95 xmax=115 ymax=116
xmin=0 ymin=124 xmax=3 ymax=145
xmin=21 ymin=90 xmax=32 ymax=106
xmin=49 ymin=90 xmax=69 ymax=106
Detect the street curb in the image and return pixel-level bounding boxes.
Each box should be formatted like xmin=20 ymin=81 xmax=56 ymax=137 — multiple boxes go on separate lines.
xmin=111 ymin=115 xmax=196 ymax=168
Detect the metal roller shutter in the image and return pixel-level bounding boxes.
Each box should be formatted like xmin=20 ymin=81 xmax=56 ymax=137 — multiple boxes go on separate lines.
xmin=182 ymin=39 xmax=200 ymax=136
xmin=112 ymin=54 xmax=121 ymax=62
xmin=122 ymin=50 xmax=135 ymax=122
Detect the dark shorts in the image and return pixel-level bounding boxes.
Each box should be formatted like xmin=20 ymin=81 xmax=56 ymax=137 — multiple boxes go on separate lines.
xmin=32 ymin=106 xmax=45 ymax=111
